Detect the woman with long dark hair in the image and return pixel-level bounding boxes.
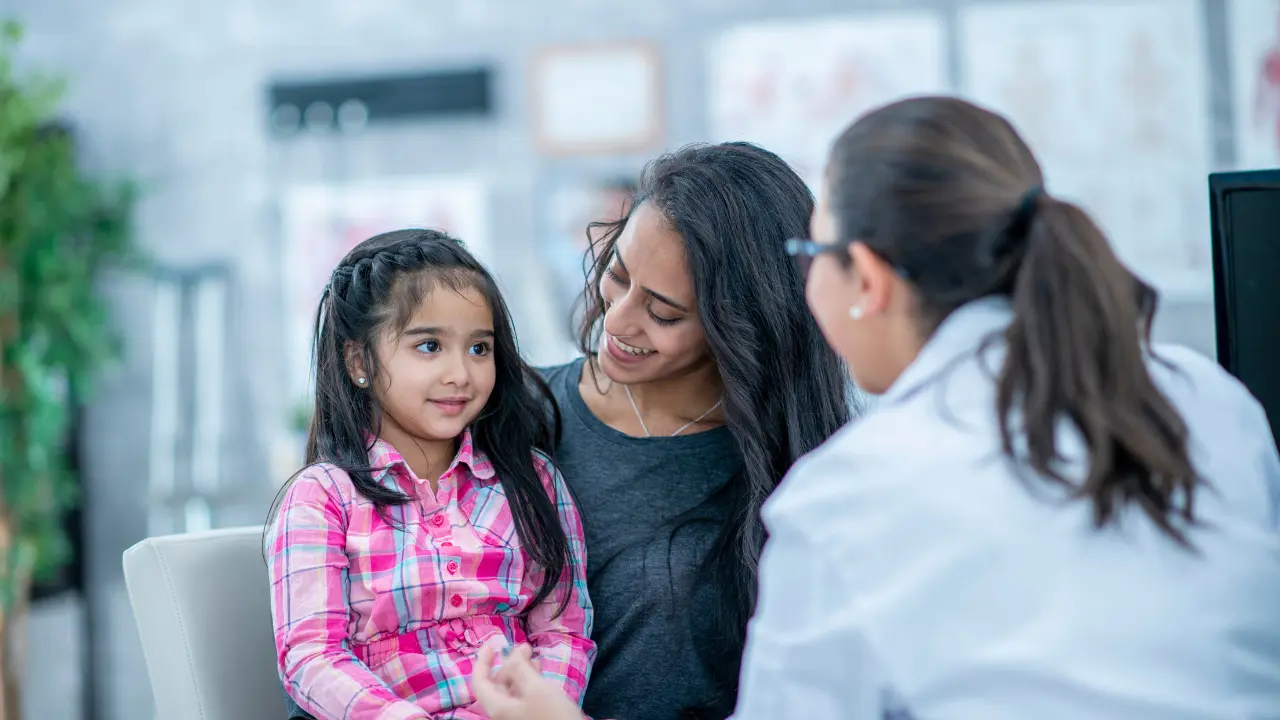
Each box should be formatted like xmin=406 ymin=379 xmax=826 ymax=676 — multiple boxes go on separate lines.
xmin=538 ymin=142 xmax=850 ymax=720
xmin=471 ymin=97 xmax=1280 ymax=719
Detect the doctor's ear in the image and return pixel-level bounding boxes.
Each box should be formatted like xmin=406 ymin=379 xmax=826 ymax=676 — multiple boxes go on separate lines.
xmin=847 ymin=242 xmax=896 ymax=320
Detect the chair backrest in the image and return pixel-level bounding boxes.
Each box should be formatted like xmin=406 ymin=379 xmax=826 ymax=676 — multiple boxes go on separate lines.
xmin=123 ymin=526 xmax=282 ymax=720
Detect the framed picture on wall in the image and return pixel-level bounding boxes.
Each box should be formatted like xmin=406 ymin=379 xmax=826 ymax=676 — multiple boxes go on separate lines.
xmin=1227 ymin=0 xmax=1280 ymax=170
xmin=530 ymin=40 xmax=664 ymax=155
xmin=959 ymin=0 xmax=1214 ymax=300
xmin=708 ymin=11 xmax=949 ymax=189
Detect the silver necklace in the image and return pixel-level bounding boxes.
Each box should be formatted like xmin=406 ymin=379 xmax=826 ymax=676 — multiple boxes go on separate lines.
xmin=623 ymin=385 xmax=723 ymax=437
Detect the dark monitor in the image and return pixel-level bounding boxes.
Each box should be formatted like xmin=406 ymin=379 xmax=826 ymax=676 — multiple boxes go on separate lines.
xmin=1208 ymin=169 xmax=1280 ymax=445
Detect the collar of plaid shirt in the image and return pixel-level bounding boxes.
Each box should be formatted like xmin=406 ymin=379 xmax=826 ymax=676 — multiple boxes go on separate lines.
xmin=363 ymin=428 xmax=499 ymax=486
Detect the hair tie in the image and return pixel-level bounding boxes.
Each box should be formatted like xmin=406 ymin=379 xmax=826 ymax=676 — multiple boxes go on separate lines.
xmin=1007 ymin=185 xmax=1044 ymax=240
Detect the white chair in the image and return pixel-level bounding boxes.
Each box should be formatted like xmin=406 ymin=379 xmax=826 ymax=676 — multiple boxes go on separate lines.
xmin=123 ymin=526 xmax=283 ymax=720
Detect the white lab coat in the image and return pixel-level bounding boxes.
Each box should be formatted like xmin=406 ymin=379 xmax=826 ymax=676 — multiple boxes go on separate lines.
xmin=735 ymin=297 xmax=1280 ymax=720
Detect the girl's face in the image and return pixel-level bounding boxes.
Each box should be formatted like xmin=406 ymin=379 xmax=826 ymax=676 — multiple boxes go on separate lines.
xmin=359 ymin=285 xmax=497 ymax=447
xmin=596 ymin=203 xmax=715 ymax=385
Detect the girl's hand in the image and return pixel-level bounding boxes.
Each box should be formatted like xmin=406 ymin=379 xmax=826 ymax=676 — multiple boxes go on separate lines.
xmin=473 ymin=641 xmax=587 ymax=720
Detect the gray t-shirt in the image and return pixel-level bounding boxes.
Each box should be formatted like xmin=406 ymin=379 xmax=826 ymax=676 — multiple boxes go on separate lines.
xmin=284 ymin=357 xmax=740 ymax=720
xmin=542 ymin=358 xmax=741 ymax=720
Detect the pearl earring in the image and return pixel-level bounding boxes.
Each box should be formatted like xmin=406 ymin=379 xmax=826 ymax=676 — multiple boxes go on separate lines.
xmin=849 ymin=305 xmax=864 ymax=320
xmin=356 ymin=377 xmax=367 ymax=386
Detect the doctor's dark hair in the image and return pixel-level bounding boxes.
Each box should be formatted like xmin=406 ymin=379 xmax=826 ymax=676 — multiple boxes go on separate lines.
xmin=271 ymin=229 xmax=570 ymax=615
xmin=577 ymin=143 xmax=851 ymax=717
xmin=825 ymin=96 xmax=1202 ymax=546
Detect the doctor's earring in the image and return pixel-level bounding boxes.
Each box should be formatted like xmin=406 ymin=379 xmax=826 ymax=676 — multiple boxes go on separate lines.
xmin=849 ymin=304 xmax=865 ymax=320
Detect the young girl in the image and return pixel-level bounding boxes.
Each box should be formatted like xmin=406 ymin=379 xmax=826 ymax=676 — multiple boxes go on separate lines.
xmin=268 ymin=229 xmax=594 ymax=720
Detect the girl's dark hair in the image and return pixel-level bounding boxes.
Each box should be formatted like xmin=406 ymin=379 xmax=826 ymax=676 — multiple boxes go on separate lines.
xmin=577 ymin=143 xmax=851 ymax=717
xmin=272 ymin=229 xmax=569 ymax=614
xmin=826 ymin=95 xmax=1201 ymax=546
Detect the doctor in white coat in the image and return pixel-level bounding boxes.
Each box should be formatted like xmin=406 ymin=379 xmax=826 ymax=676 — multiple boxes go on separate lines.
xmin=472 ymin=95 xmax=1280 ymax=720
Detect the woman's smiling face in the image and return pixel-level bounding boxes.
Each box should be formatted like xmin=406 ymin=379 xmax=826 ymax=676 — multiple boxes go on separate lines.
xmin=596 ymin=202 xmax=715 ymax=385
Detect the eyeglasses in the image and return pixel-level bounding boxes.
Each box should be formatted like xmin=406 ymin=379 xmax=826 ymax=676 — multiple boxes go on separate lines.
xmin=784 ymin=238 xmax=851 ymax=280
xmin=784 ymin=237 xmax=914 ymax=282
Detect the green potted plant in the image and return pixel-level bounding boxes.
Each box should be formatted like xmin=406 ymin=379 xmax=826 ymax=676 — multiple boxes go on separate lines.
xmin=0 ymin=20 xmax=138 ymax=719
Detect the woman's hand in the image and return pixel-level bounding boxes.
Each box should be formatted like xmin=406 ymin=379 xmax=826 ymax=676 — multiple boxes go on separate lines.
xmin=472 ymin=641 xmax=588 ymax=720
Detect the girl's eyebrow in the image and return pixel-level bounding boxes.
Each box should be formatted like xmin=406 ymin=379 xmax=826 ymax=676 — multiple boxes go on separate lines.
xmin=403 ymin=327 xmax=495 ymax=339
xmin=403 ymin=326 xmax=449 ymax=337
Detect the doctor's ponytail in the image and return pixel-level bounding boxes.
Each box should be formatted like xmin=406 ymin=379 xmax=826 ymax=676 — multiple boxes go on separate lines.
xmin=999 ymin=191 xmax=1200 ymax=547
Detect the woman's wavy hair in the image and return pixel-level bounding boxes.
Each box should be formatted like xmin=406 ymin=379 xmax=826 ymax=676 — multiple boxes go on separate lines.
xmin=577 ymin=143 xmax=852 ymax=718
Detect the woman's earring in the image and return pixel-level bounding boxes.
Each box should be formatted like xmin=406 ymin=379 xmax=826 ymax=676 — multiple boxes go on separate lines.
xmin=356 ymin=377 xmax=367 ymax=386
xmin=849 ymin=304 xmax=865 ymax=320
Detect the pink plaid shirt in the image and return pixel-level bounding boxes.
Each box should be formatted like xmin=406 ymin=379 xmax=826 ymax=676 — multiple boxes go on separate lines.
xmin=268 ymin=430 xmax=594 ymax=720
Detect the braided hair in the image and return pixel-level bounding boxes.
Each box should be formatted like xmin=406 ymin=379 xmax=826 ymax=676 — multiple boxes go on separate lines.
xmin=276 ymin=228 xmax=570 ymax=615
